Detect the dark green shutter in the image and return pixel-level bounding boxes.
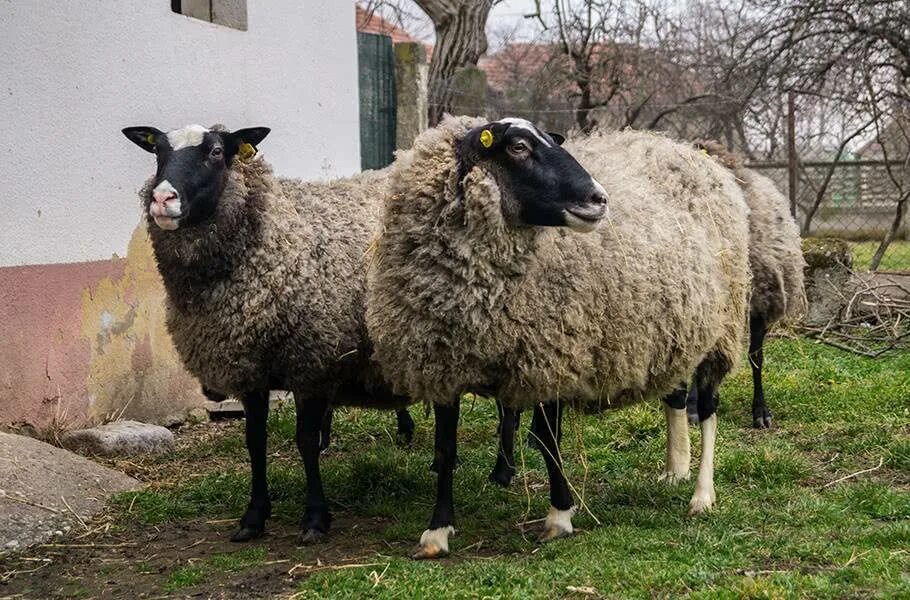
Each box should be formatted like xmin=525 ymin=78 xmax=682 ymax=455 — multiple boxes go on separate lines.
xmin=358 ymin=32 xmax=397 ymax=170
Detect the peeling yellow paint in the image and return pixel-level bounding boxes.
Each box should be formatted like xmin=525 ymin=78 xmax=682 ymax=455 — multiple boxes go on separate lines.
xmin=80 ymin=221 xmax=204 ymax=424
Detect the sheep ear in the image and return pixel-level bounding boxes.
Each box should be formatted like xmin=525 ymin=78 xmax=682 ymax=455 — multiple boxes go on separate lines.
xmin=122 ymin=126 xmax=164 ymax=153
xmin=228 ymin=127 xmax=271 ymax=160
xmin=548 ymin=132 xmax=566 ymax=146
xmin=469 ymin=122 xmax=511 ymax=153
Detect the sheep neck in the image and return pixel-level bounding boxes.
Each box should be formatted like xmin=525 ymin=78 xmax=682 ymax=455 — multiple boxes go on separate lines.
xmin=147 ymin=164 xmax=268 ymax=312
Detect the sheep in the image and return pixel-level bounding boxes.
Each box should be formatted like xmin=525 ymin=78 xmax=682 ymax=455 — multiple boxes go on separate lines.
xmin=488 ymin=140 xmax=807 ymax=487
xmin=122 ymin=123 xmax=412 ymax=545
xmin=366 ymin=115 xmax=751 ymax=558
xmin=688 ymin=141 xmax=806 ymax=428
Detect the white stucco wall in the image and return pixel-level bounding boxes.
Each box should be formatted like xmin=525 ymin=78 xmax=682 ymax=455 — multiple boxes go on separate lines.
xmin=0 ymin=1 xmax=361 ymax=267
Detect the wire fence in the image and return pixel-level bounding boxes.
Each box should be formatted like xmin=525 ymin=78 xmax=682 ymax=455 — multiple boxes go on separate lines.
xmin=747 ymin=159 xmax=910 ymax=271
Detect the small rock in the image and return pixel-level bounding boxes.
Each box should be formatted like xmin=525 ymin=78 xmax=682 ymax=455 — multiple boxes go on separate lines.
xmin=5 ymin=540 xmax=19 ymax=549
xmin=53 ymin=530 xmax=62 ymax=537
xmin=61 ymin=420 xmax=175 ymax=457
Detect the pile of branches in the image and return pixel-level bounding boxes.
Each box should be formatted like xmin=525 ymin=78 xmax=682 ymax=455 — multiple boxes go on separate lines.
xmin=801 ymin=275 xmax=910 ymax=357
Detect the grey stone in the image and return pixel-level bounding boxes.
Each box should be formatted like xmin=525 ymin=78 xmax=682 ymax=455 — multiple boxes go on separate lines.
xmin=0 ymin=432 xmax=138 ymax=553
xmin=61 ymin=420 xmax=174 ymax=457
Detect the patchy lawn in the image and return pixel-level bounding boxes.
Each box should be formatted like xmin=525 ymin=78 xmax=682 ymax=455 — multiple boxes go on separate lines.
xmin=849 ymin=240 xmax=910 ymax=272
xmin=1 ymin=337 xmax=908 ymax=599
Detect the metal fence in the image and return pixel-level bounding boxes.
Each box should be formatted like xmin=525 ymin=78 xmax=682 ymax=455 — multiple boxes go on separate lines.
xmin=747 ymin=159 xmax=910 ymax=271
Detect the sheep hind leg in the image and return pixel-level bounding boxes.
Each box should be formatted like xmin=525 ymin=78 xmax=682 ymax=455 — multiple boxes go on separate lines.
xmin=231 ymin=388 xmax=272 ymax=542
xmin=319 ymin=407 xmax=333 ymax=452
xmin=658 ymin=385 xmax=691 ymax=484
xmin=295 ymin=394 xmax=332 ymax=545
xmin=688 ymin=356 xmax=725 ymax=516
xmin=414 ymin=399 xmax=460 ymax=559
xmin=396 ymin=405 xmax=415 ymax=446
xmin=489 ymin=398 xmax=520 ymax=487
xmin=536 ymin=401 xmax=575 ymax=542
xmin=749 ymin=314 xmax=772 ymax=429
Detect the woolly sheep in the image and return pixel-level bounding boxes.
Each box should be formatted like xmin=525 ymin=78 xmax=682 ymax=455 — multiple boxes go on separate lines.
xmin=366 ymin=116 xmax=752 ymax=558
xmin=690 ymin=141 xmax=806 ymax=428
xmin=122 ymin=124 xmax=411 ymax=545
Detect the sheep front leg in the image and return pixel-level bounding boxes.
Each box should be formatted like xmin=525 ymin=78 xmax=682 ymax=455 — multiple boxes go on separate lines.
xmin=689 ymin=380 xmax=718 ymax=516
xmin=659 ymin=385 xmax=691 ymax=484
xmin=414 ymin=399 xmax=460 ymax=559
xmin=489 ymin=399 xmax=520 ymax=487
xmin=535 ymin=401 xmax=575 ymax=542
xmin=295 ymin=395 xmax=332 ymax=544
xmin=232 ymin=389 xmax=271 ymax=542
xmin=749 ymin=314 xmax=772 ymax=429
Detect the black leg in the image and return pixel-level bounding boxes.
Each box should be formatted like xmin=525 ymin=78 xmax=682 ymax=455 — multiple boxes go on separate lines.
xmin=396 ymin=406 xmax=415 ymax=446
xmin=526 ymin=407 xmax=542 ymax=450
xmin=295 ymin=395 xmax=331 ymax=544
xmin=231 ymin=389 xmax=271 ymax=542
xmin=490 ymin=398 xmax=519 ymax=487
xmin=685 ymin=384 xmax=699 ymax=425
xmin=749 ymin=314 xmax=771 ymax=428
xmin=535 ymin=401 xmax=574 ymax=541
xmin=414 ymin=399 xmax=460 ymax=559
xmin=319 ymin=407 xmax=333 ymax=452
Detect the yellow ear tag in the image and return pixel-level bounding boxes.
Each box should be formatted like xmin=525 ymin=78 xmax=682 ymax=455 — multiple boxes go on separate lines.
xmin=238 ymin=142 xmax=256 ymax=161
xmin=146 ymin=134 xmax=156 ymax=145
xmin=480 ymin=129 xmax=494 ymax=148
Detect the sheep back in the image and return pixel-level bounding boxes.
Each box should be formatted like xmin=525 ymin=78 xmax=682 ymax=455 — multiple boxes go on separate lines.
xmin=696 ymin=141 xmax=807 ymax=325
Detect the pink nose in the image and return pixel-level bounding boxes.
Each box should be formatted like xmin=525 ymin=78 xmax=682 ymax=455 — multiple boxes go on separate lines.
xmin=153 ymin=190 xmax=177 ymax=204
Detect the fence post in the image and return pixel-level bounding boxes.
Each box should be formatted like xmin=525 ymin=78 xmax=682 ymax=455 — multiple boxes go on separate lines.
xmin=787 ymin=91 xmax=798 ymax=219
xmin=394 ymin=42 xmax=428 ymax=150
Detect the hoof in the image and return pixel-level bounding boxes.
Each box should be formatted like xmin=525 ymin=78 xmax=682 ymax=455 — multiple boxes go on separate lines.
xmin=687 ymin=492 xmax=716 ymax=516
xmin=230 ymin=525 xmax=264 ymax=542
xmin=297 ymin=527 xmax=327 ymax=546
xmin=488 ymin=465 xmax=515 ymax=488
xmin=413 ymin=526 xmax=454 ymax=560
xmin=412 ymin=542 xmax=449 ymax=560
xmin=540 ymin=506 xmax=575 ymax=542
xmin=752 ymin=408 xmax=772 ymax=429
xmin=540 ymin=525 xmax=573 ymax=542
xmin=657 ymin=470 xmax=691 ymax=484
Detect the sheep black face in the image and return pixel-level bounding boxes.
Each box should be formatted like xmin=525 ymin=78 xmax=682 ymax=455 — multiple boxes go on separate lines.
xmin=458 ymin=118 xmax=608 ymax=232
xmin=122 ymin=124 xmax=270 ymax=230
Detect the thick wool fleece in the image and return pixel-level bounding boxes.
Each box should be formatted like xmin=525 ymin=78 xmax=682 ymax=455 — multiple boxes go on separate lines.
xmin=143 ymin=157 xmax=397 ymax=404
xmin=697 ymin=141 xmax=806 ymax=324
xmin=367 ymin=116 xmax=751 ymax=409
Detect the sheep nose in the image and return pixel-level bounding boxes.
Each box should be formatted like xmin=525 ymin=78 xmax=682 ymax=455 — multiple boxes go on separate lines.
xmin=153 ymin=190 xmax=178 ymax=204
xmin=590 ymin=190 xmax=608 ymax=206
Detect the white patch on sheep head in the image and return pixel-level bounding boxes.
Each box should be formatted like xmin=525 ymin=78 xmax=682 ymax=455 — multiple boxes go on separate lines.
xmin=166 ymin=124 xmax=209 ymax=150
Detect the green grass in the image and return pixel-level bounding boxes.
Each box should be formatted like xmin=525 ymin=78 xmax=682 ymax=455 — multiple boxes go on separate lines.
xmin=110 ymin=337 xmax=909 ymax=598
xmin=848 ymin=240 xmax=910 ymax=271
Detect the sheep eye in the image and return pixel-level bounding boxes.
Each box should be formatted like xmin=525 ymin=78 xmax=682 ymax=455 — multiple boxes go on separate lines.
xmin=508 ymin=141 xmax=530 ymax=157
xmin=210 ymin=146 xmax=224 ymax=158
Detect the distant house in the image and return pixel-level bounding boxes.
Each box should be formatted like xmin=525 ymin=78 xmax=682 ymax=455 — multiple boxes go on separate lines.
xmin=0 ymin=2 xmax=363 ymax=429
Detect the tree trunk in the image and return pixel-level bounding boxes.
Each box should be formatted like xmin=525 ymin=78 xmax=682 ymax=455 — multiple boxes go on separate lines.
xmin=414 ymin=0 xmax=495 ymax=125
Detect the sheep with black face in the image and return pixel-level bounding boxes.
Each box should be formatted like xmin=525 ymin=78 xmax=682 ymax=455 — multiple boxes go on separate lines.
xmin=366 ymin=116 xmax=751 ymax=558
xmin=122 ymin=123 xmax=412 ymax=544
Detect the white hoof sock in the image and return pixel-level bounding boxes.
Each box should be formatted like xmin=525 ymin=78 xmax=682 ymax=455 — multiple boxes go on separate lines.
xmin=543 ymin=505 xmax=576 ymax=539
xmin=418 ymin=526 xmax=455 ymax=554
xmin=660 ymin=404 xmax=691 ymax=484
xmin=688 ymin=413 xmax=717 ymax=516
